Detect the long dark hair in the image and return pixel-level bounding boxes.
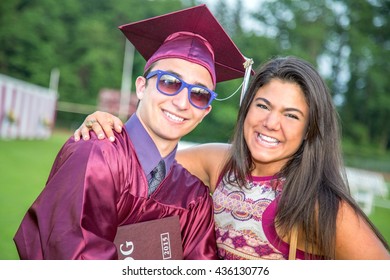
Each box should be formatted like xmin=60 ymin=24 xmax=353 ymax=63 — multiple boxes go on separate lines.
xmin=221 ymin=56 xmax=389 ymax=258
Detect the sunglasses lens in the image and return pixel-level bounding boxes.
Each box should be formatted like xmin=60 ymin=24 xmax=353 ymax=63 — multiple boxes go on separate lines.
xmin=157 ymin=74 xmax=182 ymax=95
xmin=190 ymin=88 xmax=212 ymax=108
xmin=151 ymin=71 xmax=214 ymax=109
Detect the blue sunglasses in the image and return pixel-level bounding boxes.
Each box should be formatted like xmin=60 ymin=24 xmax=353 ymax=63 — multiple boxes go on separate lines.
xmin=146 ymin=70 xmax=217 ymax=109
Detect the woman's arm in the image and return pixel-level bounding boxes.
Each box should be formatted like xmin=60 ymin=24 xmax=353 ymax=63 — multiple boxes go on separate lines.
xmin=74 ymin=111 xmax=123 ymax=142
xmin=335 ymin=201 xmax=390 ymax=259
xmin=177 ymin=143 xmax=230 ymax=192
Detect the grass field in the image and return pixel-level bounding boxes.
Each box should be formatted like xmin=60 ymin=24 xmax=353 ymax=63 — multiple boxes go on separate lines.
xmin=0 ymin=130 xmax=71 ymax=259
xmin=0 ymin=129 xmax=389 ymax=259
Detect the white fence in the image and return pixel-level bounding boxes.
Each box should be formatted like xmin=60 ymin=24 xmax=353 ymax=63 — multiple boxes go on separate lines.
xmin=346 ymin=167 xmax=388 ymax=215
xmin=0 ymin=74 xmax=57 ymax=139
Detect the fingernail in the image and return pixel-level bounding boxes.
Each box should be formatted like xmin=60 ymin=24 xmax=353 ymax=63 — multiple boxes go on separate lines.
xmin=109 ymin=136 xmax=115 ymax=142
xmin=74 ymin=136 xmax=79 ymax=141
xmin=117 ymin=126 xmax=122 ymax=132
xmin=98 ymin=133 xmax=104 ymax=139
xmin=83 ymin=136 xmax=88 ymax=140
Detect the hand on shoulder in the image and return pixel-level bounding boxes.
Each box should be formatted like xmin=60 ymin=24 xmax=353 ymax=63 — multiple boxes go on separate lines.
xmin=74 ymin=111 xmax=123 ymax=142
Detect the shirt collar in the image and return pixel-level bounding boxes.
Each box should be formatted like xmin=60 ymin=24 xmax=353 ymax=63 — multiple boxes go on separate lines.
xmin=125 ymin=114 xmax=176 ymax=176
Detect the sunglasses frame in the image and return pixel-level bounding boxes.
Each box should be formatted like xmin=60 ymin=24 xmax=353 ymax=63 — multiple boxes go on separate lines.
xmin=146 ymin=70 xmax=217 ymax=109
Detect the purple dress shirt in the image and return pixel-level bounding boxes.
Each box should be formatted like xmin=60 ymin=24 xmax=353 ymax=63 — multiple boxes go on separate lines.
xmin=125 ymin=115 xmax=175 ymax=183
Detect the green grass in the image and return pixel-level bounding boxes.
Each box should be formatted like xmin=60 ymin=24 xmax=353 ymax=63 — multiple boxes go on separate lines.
xmin=0 ymin=130 xmax=389 ymax=259
xmin=0 ymin=130 xmax=71 ymax=260
xmin=370 ymin=203 xmax=390 ymax=244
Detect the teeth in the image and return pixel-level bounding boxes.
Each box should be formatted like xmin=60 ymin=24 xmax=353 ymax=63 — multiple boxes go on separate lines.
xmin=165 ymin=111 xmax=184 ymax=122
xmin=258 ymin=133 xmax=279 ymax=144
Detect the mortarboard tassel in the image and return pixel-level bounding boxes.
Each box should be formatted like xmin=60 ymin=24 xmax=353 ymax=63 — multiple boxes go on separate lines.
xmin=240 ymin=57 xmax=254 ymax=106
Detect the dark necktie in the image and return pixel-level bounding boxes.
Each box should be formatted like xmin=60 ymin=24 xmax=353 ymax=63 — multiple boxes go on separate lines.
xmin=148 ymin=160 xmax=165 ymax=196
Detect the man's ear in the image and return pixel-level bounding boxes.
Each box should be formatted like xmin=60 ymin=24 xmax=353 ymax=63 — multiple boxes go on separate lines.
xmin=135 ymin=76 xmax=147 ymax=99
xmin=199 ymin=105 xmax=212 ymax=124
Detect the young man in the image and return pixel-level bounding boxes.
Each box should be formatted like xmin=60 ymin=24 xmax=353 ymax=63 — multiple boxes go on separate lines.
xmin=14 ymin=5 xmax=250 ymax=259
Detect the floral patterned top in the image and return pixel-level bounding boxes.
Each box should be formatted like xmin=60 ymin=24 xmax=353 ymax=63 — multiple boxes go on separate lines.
xmin=213 ymin=175 xmax=309 ymax=260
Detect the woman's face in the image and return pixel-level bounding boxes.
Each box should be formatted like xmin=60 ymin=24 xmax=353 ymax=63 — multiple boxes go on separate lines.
xmin=244 ymin=78 xmax=309 ymax=176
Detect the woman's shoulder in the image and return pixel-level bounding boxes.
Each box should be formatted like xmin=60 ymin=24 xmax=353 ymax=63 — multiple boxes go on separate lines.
xmin=177 ymin=143 xmax=231 ymax=191
xmin=335 ymin=200 xmax=390 ymax=259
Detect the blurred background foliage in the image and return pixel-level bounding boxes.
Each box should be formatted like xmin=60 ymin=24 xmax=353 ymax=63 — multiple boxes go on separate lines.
xmin=0 ymin=0 xmax=389 ymax=161
xmin=1 ymin=0 xmax=389 ymax=260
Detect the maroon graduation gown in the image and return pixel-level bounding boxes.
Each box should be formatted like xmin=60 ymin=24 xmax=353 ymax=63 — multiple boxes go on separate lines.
xmin=14 ymin=131 xmax=217 ymax=260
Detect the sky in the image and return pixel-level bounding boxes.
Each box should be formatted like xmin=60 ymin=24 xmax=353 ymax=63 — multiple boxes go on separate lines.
xmin=203 ymin=0 xmax=264 ymax=12
xmin=197 ymin=0 xmax=265 ymax=31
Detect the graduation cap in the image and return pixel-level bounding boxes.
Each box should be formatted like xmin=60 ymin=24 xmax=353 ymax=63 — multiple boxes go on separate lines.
xmin=118 ymin=4 xmax=253 ymax=87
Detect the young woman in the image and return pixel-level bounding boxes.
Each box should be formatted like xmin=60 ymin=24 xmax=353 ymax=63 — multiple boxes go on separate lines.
xmin=75 ymin=56 xmax=390 ymax=259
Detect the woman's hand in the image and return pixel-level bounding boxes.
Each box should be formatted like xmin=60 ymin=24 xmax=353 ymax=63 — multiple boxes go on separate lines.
xmin=74 ymin=111 xmax=123 ymax=142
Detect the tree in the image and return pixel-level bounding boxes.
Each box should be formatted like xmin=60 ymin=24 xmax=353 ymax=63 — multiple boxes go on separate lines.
xmin=340 ymin=0 xmax=390 ymax=150
xmin=243 ymin=0 xmax=390 ymax=151
xmin=0 ymin=0 xmax=183 ymax=127
xmin=1 ymin=0 xmax=388 ymax=149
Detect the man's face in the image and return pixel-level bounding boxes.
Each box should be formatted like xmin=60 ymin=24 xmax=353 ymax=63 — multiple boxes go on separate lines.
xmin=135 ymin=58 xmax=213 ymax=156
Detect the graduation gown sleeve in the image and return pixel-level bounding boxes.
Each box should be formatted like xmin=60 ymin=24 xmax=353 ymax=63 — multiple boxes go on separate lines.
xmin=179 ymin=186 xmax=218 ymax=260
xmin=14 ymin=134 xmax=130 ymax=259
